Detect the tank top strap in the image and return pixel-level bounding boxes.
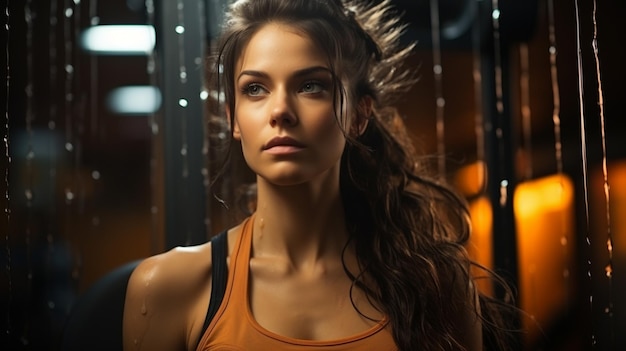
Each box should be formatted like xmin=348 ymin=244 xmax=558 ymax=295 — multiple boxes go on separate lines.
xmin=196 ymin=214 xmax=255 ymax=347
xmin=232 ymin=213 xmax=254 ymax=288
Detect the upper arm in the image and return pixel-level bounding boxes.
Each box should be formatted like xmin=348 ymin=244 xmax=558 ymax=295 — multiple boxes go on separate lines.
xmin=122 ymin=228 xmax=234 ymax=351
xmin=123 ymin=252 xmax=200 ymax=351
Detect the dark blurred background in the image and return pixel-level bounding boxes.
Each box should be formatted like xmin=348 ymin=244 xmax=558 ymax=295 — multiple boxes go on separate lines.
xmin=1 ymin=0 xmax=625 ymax=350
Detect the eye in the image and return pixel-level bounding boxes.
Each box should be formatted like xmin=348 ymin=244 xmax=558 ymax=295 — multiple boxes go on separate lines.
xmin=299 ymin=81 xmax=325 ymax=94
xmin=242 ymin=83 xmax=267 ymax=96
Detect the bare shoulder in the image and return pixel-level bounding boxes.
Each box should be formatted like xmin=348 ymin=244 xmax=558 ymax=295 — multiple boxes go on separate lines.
xmin=131 ymin=241 xmax=214 ymax=299
xmin=123 ymin=241 xmax=213 ymax=351
xmin=122 ymin=223 xmax=244 ymax=351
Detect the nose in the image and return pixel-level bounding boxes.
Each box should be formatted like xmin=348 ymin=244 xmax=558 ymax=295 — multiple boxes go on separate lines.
xmin=269 ymin=89 xmax=297 ymax=128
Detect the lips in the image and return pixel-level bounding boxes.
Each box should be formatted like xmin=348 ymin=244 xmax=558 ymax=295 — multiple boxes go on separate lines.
xmin=263 ymin=136 xmax=305 ymax=150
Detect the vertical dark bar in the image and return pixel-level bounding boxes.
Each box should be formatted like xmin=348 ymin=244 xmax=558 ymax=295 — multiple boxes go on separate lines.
xmin=478 ymin=1 xmax=521 ymax=349
xmin=481 ymin=34 xmax=519 ymax=302
xmin=157 ymin=0 xmax=207 ymax=249
xmin=480 ymin=0 xmax=520 ymax=300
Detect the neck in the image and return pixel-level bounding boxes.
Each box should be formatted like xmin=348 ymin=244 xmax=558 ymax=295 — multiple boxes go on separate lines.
xmin=251 ymin=174 xmax=349 ymax=269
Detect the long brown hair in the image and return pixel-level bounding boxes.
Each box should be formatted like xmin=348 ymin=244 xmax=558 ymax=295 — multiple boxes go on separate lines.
xmin=212 ymin=0 xmax=518 ymax=349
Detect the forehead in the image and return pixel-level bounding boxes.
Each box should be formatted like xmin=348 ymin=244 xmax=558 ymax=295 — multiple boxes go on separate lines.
xmin=236 ymin=23 xmax=329 ymax=74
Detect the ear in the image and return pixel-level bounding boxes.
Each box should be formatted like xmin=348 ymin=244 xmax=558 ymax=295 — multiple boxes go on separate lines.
xmin=352 ymin=95 xmax=373 ymax=136
xmin=227 ymin=106 xmax=242 ymax=140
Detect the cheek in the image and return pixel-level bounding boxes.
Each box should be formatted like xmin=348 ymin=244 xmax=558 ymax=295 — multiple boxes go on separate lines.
xmin=233 ymin=104 xmax=261 ymax=137
xmin=312 ymin=111 xmax=347 ymax=150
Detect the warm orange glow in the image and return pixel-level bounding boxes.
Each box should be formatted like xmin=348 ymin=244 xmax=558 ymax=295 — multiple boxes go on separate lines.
xmin=454 ymin=161 xmax=486 ymax=197
xmin=514 ymin=174 xmax=575 ymax=346
xmin=466 ymin=173 xmax=576 ymax=348
xmin=590 ymin=161 xmax=626 ymax=263
xmin=467 ymin=196 xmax=494 ymax=295
xmin=610 ymin=163 xmax=626 ymax=256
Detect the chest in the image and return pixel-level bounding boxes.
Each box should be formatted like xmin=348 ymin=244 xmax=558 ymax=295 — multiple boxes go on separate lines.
xmin=248 ymin=263 xmax=384 ymax=341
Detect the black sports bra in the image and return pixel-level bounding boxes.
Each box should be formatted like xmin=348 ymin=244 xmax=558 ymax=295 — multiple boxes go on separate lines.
xmin=198 ymin=230 xmax=228 ymax=345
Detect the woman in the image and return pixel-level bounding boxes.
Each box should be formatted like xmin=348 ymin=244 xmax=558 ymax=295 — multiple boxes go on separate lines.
xmin=123 ymin=0 xmax=515 ymax=350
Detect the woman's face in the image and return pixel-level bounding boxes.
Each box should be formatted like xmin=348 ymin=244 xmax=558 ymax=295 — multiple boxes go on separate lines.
xmin=232 ymin=23 xmax=351 ymax=186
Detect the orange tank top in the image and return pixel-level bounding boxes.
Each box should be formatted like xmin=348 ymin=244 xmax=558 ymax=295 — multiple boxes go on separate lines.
xmin=195 ymin=215 xmax=397 ymax=351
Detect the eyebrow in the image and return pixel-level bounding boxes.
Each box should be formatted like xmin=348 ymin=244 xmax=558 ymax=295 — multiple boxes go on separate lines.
xmin=237 ymin=66 xmax=332 ymax=81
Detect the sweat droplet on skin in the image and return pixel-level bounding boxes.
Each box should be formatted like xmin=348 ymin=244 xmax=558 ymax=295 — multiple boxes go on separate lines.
xmin=258 ymin=217 xmax=265 ymax=238
xmin=141 ymin=301 xmax=147 ymax=315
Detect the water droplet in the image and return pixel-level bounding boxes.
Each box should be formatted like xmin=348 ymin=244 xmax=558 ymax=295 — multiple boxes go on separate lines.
xmin=91 ymin=170 xmax=101 ymax=180
xmin=25 ymin=189 xmax=33 ymax=201
xmin=48 ymin=121 xmax=56 ymax=130
xmin=65 ymin=142 xmax=74 ymax=152
xmin=178 ymin=98 xmax=188 ymax=107
xmin=606 ymin=238 xmax=613 ymax=253
xmin=65 ymin=8 xmax=73 ymax=18
xmin=496 ymin=101 xmax=504 ymax=114
xmin=200 ymin=90 xmax=209 ymax=100
xmin=180 ymin=147 xmax=188 ymax=156
xmin=603 ymin=304 xmax=614 ymax=317
xmin=65 ymin=64 xmax=74 ymax=74
xmin=48 ymin=301 xmax=56 ymax=309
xmin=141 ymin=302 xmax=147 ymax=315
xmin=90 ymin=16 xmax=100 ymax=25
xmin=492 ymin=9 xmax=501 ymax=20
xmin=605 ymin=264 xmax=612 ymax=278
xmin=151 ymin=206 xmax=158 ymax=214
xmin=65 ymin=189 xmax=75 ymax=202
xmin=560 ymin=237 xmax=568 ymax=246
xmin=147 ymin=60 xmax=156 ymax=74
xmin=499 ymin=180 xmax=508 ymax=207
xmin=259 ymin=217 xmax=265 ymax=230
xmin=175 ymin=25 xmax=185 ymax=34
xmin=26 ymin=150 xmax=35 ymax=160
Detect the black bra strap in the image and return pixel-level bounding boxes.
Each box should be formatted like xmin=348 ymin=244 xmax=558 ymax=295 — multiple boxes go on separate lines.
xmin=199 ymin=230 xmax=228 ymax=339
